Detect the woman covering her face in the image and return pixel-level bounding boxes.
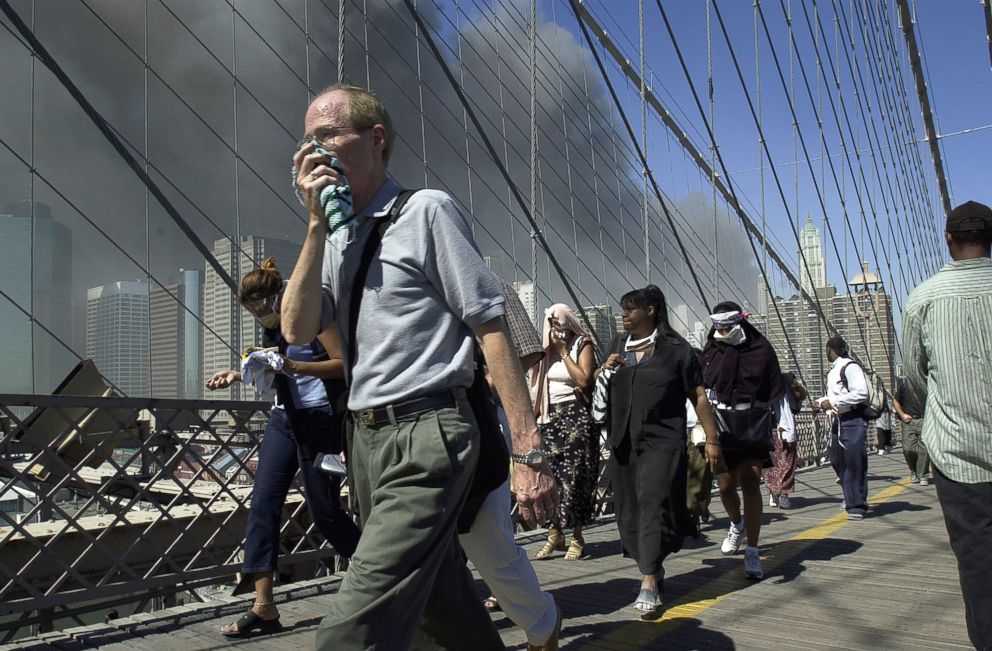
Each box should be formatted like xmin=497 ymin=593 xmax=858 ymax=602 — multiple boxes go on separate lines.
xmin=702 ymin=300 xmax=786 ymax=582
xmin=529 ymin=304 xmax=599 ymax=562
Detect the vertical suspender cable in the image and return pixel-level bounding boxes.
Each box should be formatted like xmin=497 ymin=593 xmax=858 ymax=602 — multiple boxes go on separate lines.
xmin=707 ymin=0 xmax=718 ymax=302
xmin=337 ymin=0 xmax=345 ymax=82
xmin=144 ymin=0 xmax=151 ymax=396
xmin=231 ymin=5 xmax=243 ymax=396
xmin=549 ymin=0 xmax=583 ymax=290
xmin=453 ymin=0 xmax=476 ymax=240
xmin=491 ymin=0 xmax=518 ymax=283
xmin=641 ymin=14 xmax=653 ymax=286
xmin=529 ymin=0 xmax=539 ymax=322
xmin=29 ymin=0 xmax=37 ymax=392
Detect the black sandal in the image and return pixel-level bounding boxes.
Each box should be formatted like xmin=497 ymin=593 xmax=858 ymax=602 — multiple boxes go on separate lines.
xmin=220 ymin=609 xmax=283 ymax=638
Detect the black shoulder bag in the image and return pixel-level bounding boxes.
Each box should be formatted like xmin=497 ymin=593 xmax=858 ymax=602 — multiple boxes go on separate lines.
xmin=347 ymin=189 xmax=508 ymax=533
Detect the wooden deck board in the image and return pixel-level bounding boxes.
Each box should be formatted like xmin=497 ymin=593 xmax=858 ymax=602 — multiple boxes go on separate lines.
xmin=8 ymin=453 xmax=971 ymax=650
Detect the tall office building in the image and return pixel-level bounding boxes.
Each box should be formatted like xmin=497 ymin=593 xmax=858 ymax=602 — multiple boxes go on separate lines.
xmin=799 ymin=215 xmax=826 ymax=294
xmin=0 ymin=201 xmax=73 ymax=394
xmin=512 ymin=281 xmax=537 ymax=327
xmin=686 ymin=321 xmax=709 ymax=350
xmin=150 ymin=270 xmax=202 ymax=399
xmin=202 ymin=236 xmax=301 ymax=400
xmin=763 ymin=268 xmax=896 ymax=398
xmin=86 ymin=281 xmax=149 ymax=396
xmin=582 ymin=305 xmax=618 ymax=349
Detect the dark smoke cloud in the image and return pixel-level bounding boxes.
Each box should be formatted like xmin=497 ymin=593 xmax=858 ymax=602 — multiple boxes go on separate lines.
xmin=0 ymin=0 xmax=757 ymax=388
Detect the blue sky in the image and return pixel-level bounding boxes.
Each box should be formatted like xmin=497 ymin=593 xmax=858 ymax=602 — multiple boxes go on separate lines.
xmin=556 ymin=0 xmax=990 ymax=304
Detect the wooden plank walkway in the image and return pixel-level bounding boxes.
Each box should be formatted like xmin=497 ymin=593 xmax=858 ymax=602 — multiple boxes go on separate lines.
xmin=6 ymin=453 xmax=971 ymax=650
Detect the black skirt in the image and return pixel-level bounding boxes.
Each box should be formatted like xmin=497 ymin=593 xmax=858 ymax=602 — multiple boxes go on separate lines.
xmin=609 ymin=435 xmax=693 ymax=577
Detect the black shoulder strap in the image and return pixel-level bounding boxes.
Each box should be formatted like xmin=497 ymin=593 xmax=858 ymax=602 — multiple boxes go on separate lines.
xmin=346 ymin=189 xmax=419 ymax=378
xmin=840 ymin=361 xmax=854 ymax=391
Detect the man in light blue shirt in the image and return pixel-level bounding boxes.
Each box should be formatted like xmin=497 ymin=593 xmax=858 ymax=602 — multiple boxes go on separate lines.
xmin=282 ymin=84 xmax=559 ymax=651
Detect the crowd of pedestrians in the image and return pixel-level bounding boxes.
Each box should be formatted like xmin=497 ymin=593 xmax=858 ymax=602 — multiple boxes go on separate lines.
xmin=208 ymin=84 xmax=988 ymax=650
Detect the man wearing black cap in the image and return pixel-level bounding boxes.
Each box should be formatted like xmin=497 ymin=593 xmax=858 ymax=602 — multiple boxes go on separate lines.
xmin=903 ymin=200 xmax=992 ymax=650
xmin=813 ymin=335 xmax=870 ymax=520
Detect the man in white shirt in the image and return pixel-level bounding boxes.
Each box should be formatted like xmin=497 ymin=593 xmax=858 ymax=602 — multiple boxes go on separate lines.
xmin=813 ymin=336 xmax=870 ymax=520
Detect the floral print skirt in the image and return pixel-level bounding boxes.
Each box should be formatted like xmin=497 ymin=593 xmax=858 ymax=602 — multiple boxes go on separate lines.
xmin=541 ymin=399 xmax=601 ymax=528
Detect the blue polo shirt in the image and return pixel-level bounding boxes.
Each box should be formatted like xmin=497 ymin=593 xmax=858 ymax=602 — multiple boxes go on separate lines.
xmin=321 ymin=178 xmax=505 ymax=411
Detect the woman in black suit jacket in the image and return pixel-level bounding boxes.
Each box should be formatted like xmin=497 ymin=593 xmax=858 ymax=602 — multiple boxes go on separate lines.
xmin=599 ymin=286 xmax=722 ymax=615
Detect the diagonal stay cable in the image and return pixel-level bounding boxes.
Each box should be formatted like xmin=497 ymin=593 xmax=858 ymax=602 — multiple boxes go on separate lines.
xmin=646 ymin=0 xmax=812 ymax=383
xmin=0 ymin=135 xmax=239 ymax=357
xmin=400 ymin=0 xmax=610 ymax=349
xmin=727 ymin=0 xmax=875 ymax=371
xmin=0 ymin=0 xmax=238 ymax=293
xmin=549 ymin=1 xmax=713 ymax=310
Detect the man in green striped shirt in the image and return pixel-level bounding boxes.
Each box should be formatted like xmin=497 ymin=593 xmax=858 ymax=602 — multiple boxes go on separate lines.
xmin=902 ymin=200 xmax=992 ymax=651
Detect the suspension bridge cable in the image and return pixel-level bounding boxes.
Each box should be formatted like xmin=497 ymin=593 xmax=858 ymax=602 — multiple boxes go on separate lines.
xmin=893 ymin=0 xmax=951 ymax=216
xmin=856 ymin=1 xmax=942 ymax=278
xmin=0 ymin=136 xmax=240 ymax=359
xmin=0 ymin=0 xmax=238 ymax=293
xmin=875 ymin=1 xmax=946 ymax=262
xmin=400 ymin=0 xmax=609 ymax=349
xmin=725 ymin=0 xmax=879 ymax=372
xmin=565 ymin=1 xmax=714 ymax=310
xmin=646 ymin=0 xmax=813 ymax=381
xmin=842 ymin=4 xmax=930 ymax=287
xmin=420 ymin=0 xmax=749 ymax=296
xmin=870 ymin=0 xmax=944 ymax=265
xmin=785 ymin=0 xmax=903 ymax=362
xmin=651 ymin=0 xmax=864 ymax=384
xmin=830 ymin=0 xmax=919 ymax=299
xmin=821 ymin=0 xmax=918 ymax=303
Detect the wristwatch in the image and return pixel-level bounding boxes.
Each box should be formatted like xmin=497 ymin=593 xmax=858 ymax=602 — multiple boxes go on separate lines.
xmin=510 ymin=448 xmax=546 ymax=467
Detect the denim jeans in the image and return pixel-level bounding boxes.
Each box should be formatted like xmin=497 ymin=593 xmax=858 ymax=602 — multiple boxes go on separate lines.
xmin=242 ymin=405 xmax=360 ymax=574
xmin=829 ymin=414 xmax=869 ymax=515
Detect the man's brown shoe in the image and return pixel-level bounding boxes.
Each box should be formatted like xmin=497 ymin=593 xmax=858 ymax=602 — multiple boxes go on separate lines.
xmin=527 ymin=605 xmax=562 ymax=651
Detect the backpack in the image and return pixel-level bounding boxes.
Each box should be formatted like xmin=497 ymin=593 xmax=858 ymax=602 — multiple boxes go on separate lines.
xmin=840 ymin=361 xmax=885 ymax=419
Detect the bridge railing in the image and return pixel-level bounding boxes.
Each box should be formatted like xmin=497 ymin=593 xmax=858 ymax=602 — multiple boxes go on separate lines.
xmin=0 ymin=392 xmax=889 ymax=640
xmin=0 ymin=393 xmax=341 ymax=642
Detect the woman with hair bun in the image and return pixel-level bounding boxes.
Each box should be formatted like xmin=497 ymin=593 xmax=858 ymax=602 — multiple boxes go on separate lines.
xmin=210 ymin=257 xmax=360 ymax=638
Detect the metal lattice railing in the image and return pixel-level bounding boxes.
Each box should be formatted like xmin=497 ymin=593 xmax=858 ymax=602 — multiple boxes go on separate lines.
xmin=0 ymin=393 xmax=343 ymax=642
xmin=0 ymin=390 xmax=896 ymax=641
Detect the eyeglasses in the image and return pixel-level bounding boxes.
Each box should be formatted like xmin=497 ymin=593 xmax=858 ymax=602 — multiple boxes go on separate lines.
xmin=241 ymin=293 xmax=279 ymax=316
xmin=296 ymin=126 xmax=367 ymax=151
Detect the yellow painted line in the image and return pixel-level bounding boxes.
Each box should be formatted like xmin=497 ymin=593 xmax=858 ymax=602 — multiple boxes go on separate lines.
xmin=575 ymin=477 xmax=913 ymax=649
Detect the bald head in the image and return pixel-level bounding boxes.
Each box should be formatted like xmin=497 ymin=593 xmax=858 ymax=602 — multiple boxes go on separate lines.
xmin=307 ymin=84 xmax=394 ymax=165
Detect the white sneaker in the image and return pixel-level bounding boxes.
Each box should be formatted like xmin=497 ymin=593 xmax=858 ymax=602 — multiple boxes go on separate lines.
xmin=778 ymin=494 xmax=791 ymax=509
xmin=877 ymin=448 xmax=885 ymax=456
xmin=910 ymin=473 xmax=919 ymax=483
xmin=768 ymin=493 xmax=779 ymax=508
xmin=744 ymin=547 xmax=763 ymax=580
xmin=721 ymin=522 xmax=745 ymax=555
xmin=919 ymin=477 xmax=930 ymax=486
